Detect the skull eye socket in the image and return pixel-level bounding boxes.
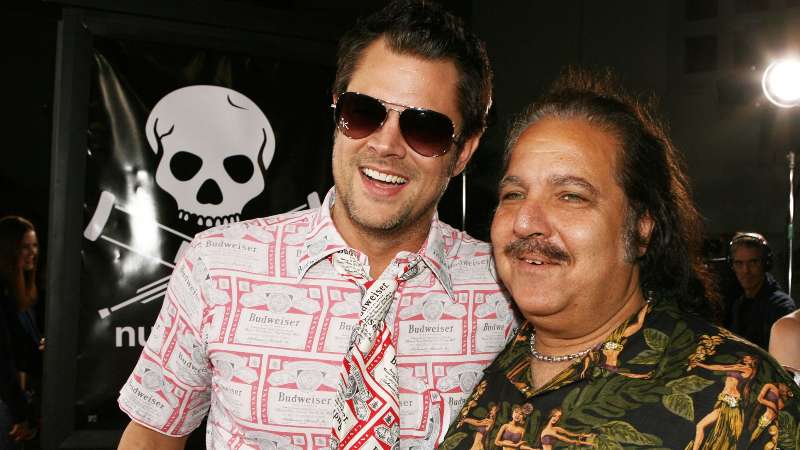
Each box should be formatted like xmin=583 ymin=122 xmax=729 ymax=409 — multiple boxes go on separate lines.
xmin=170 ymin=151 xmax=203 ymax=182
xmin=224 ymin=154 xmax=255 ymax=184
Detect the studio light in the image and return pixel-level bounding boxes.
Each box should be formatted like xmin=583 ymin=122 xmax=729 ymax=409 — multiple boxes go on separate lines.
xmin=762 ymin=57 xmax=800 ymax=108
xmin=763 ymin=57 xmax=800 ymax=296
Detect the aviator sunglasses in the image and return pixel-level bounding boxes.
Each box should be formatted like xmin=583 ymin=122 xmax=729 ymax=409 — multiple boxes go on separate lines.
xmin=332 ymin=91 xmax=457 ymax=157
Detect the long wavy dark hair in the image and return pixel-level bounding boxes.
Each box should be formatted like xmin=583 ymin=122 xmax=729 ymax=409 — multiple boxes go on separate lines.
xmin=0 ymin=216 xmax=38 ymax=311
xmin=505 ymin=68 xmax=719 ymax=319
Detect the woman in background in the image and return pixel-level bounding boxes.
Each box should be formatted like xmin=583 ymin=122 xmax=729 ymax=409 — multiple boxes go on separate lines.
xmin=0 ymin=216 xmax=43 ymax=447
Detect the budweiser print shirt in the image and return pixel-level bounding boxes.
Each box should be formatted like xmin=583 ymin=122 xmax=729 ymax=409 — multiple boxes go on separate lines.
xmin=118 ymin=189 xmax=517 ymax=450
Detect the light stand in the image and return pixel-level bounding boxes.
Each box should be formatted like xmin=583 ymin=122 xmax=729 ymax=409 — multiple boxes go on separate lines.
xmin=762 ymin=58 xmax=800 ymax=296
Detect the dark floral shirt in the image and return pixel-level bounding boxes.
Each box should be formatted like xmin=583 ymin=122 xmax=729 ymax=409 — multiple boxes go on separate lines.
xmin=441 ymin=298 xmax=800 ymax=450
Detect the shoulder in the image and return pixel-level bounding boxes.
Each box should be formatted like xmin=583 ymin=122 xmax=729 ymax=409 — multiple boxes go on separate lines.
xmin=772 ymin=312 xmax=800 ymax=340
xmin=484 ymin=323 xmax=532 ymax=374
xmin=433 ymin=220 xmax=492 ymax=256
xmin=198 ymin=210 xmax=315 ymax=237
xmin=674 ymin=317 xmax=794 ymax=387
xmin=650 ymin=300 xmax=719 ymax=337
xmin=191 ymin=210 xmax=316 ymax=250
xmin=651 ymin=300 xmax=767 ymax=358
xmin=769 ymin=312 xmax=800 ymax=370
xmin=431 ymin=221 xmax=500 ymax=284
xmin=768 ymin=289 xmax=796 ymax=308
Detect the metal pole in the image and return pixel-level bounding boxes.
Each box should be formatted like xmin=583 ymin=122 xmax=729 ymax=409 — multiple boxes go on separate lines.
xmin=461 ymin=172 xmax=467 ymax=230
xmin=788 ymin=151 xmax=795 ymax=297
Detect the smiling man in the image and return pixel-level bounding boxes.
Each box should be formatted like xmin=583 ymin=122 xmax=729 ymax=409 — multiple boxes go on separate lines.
xmin=117 ymin=2 xmax=515 ymax=450
xmin=441 ymin=70 xmax=800 ymax=450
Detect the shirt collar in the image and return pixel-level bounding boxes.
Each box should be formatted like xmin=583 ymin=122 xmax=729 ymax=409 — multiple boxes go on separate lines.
xmin=494 ymin=299 xmax=668 ymax=398
xmin=295 ymin=187 xmax=456 ymax=300
xmin=296 ymin=188 xmax=351 ymax=280
xmin=418 ymin=218 xmax=455 ymax=300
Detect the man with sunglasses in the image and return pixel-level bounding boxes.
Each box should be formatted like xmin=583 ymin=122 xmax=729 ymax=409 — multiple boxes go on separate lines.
xmin=117 ymin=1 xmax=514 ymax=449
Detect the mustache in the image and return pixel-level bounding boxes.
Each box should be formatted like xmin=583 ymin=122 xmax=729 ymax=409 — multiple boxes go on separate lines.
xmin=503 ymin=237 xmax=570 ymax=263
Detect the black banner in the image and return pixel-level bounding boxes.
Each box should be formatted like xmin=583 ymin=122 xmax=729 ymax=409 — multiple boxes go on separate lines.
xmin=77 ymin=35 xmax=335 ymax=430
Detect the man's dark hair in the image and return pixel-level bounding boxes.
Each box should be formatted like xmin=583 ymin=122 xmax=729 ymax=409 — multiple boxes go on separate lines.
xmin=333 ymin=0 xmax=493 ymax=149
xmin=731 ymin=239 xmax=764 ymax=254
xmin=729 ymin=231 xmax=772 ymax=271
xmin=505 ymin=68 xmax=719 ymax=318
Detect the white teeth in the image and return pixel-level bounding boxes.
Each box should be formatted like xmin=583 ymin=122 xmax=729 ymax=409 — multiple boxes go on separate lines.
xmin=362 ymin=168 xmax=408 ymax=184
xmin=524 ymin=259 xmax=544 ymax=265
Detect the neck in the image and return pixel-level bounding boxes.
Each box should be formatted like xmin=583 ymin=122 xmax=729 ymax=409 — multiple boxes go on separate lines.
xmin=531 ymin=284 xmax=647 ymax=358
xmin=330 ymin=203 xmax=432 ymax=278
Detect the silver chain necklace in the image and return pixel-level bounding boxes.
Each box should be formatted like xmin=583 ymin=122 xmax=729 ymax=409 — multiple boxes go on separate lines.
xmin=529 ymin=293 xmax=654 ymax=363
xmin=529 ymin=333 xmax=594 ymax=363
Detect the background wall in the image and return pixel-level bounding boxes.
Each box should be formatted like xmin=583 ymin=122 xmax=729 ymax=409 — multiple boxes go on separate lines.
xmin=1 ymin=2 xmax=59 ymax=267
xmin=4 ymin=0 xmax=800 ymax=309
xmin=7 ymin=1 xmax=800 ymax=268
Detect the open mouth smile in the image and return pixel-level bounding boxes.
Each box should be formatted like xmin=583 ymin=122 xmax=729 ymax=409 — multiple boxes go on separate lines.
xmin=361 ymin=167 xmax=408 ymax=185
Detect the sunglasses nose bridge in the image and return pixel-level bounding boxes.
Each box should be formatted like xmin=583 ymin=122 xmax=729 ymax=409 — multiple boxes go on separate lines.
xmin=368 ymin=107 xmax=409 ymax=156
xmin=379 ymin=102 xmax=406 ymax=125
xmin=383 ymin=104 xmax=405 ymax=114
xmin=373 ymin=101 xmax=405 ymax=132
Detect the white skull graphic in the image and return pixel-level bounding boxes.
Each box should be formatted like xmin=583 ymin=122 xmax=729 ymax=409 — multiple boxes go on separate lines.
xmin=145 ymin=85 xmax=275 ymax=227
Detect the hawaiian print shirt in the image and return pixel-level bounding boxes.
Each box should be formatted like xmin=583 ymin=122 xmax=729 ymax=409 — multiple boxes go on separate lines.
xmin=441 ymin=298 xmax=800 ymax=450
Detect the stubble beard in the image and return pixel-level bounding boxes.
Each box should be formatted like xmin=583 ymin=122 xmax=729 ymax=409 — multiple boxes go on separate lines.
xmin=333 ymin=147 xmax=457 ymax=239
xmin=340 ymin=187 xmax=412 ymax=233
xmin=339 ymin=173 xmax=451 ymax=239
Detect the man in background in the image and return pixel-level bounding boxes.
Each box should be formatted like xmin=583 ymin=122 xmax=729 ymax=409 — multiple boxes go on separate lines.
xmin=728 ymin=231 xmax=796 ymax=349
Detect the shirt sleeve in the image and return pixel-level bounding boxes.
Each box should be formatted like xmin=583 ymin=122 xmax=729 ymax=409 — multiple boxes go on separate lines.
xmin=118 ymin=238 xmax=213 ymax=436
xmin=777 ymin=294 xmax=797 ymax=317
xmin=745 ymin=357 xmax=800 ymax=449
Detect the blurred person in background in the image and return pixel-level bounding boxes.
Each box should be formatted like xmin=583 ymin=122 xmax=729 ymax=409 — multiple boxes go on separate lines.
xmin=0 ymin=216 xmax=44 ymax=448
xmin=727 ymin=232 xmax=795 ymax=350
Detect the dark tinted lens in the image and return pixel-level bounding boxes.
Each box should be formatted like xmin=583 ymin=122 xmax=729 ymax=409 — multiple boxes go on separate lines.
xmin=335 ymin=92 xmax=386 ymax=139
xmin=399 ymin=109 xmax=455 ymax=157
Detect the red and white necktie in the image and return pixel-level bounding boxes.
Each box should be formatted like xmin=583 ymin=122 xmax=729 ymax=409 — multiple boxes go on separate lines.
xmin=330 ymin=250 xmax=422 ymax=450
